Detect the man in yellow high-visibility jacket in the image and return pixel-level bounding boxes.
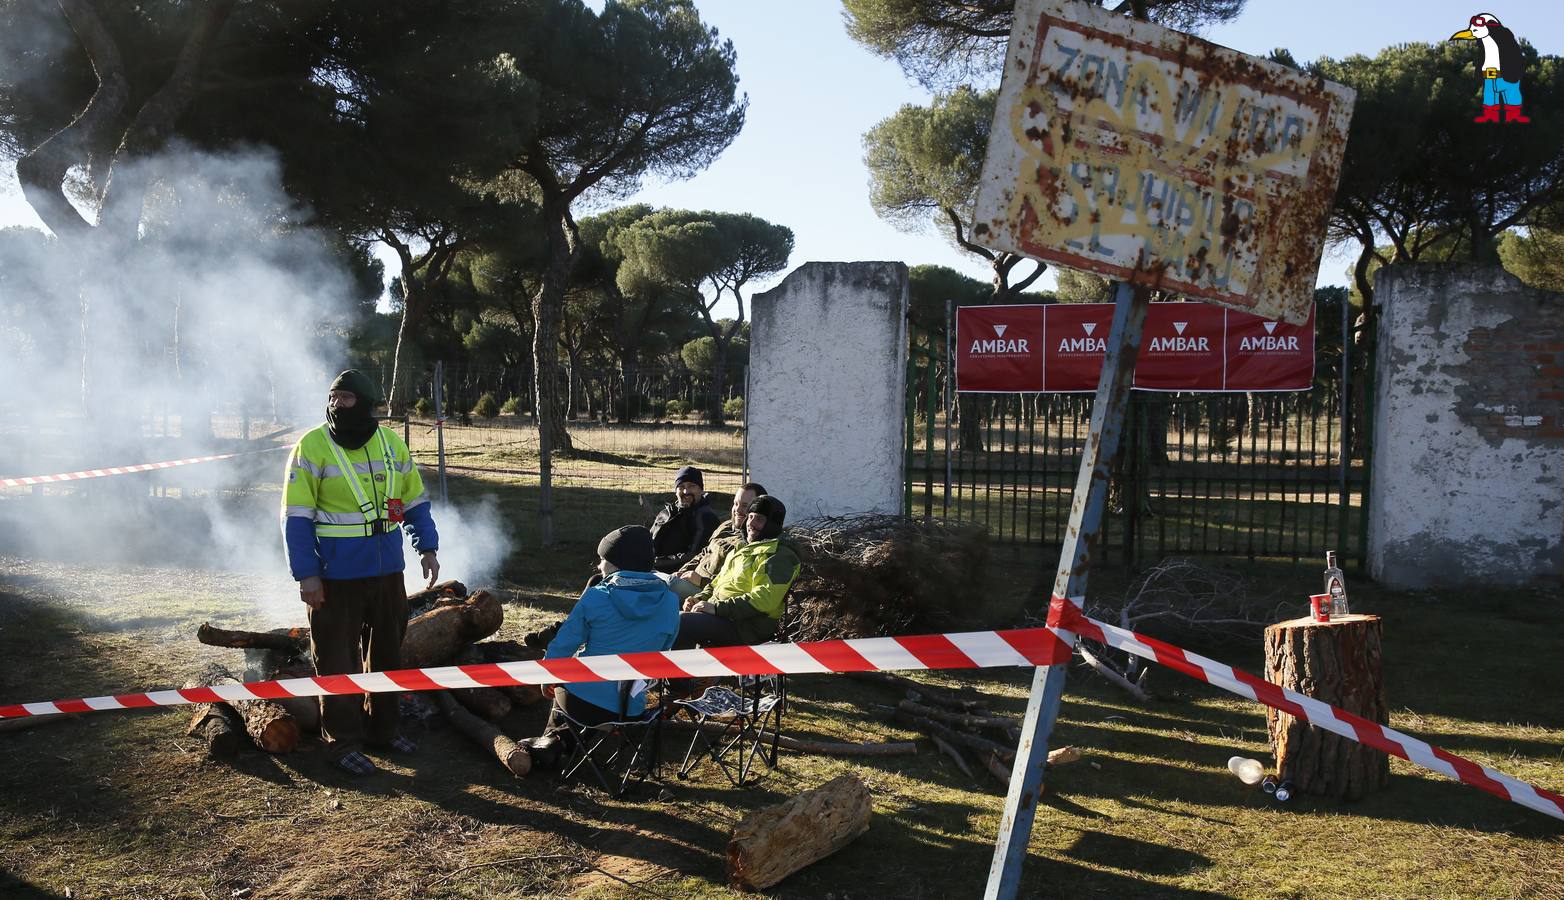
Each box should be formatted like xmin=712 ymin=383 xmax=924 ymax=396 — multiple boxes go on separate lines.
xmin=282 ymin=369 xmax=439 ymax=776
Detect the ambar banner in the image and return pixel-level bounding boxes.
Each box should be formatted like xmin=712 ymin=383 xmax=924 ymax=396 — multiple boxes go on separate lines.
xmin=955 ymin=302 xmax=1314 ymax=393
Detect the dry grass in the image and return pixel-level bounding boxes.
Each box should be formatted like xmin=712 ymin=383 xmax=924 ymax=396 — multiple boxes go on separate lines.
xmin=1 ymin=479 xmax=1562 ymax=899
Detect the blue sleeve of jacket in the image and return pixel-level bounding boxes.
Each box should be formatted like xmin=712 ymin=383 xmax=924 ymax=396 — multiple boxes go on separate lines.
xmin=402 ymin=501 xmax=438 ymax=554
xmin=284 ymin=517 xmax=321 ymax=581
xmin=544 ymin=591 xmax=594 ymax=660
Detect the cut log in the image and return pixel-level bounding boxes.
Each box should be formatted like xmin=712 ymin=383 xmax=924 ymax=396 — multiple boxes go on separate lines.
xmin=452 ymin=687 xmax=513 ymax=722
xmin=431 ymin=691 xmax=530 ymax=776
xmin=663 ymin=720 xmax=916 ymax=757
xmin=182 ymin=679 xmax=245 ymax=759
xmin=270 ymin=695 xmax=321 ymax=734
xmin=406 ymin=580 xmax=469 ymax=616
xmin=728 ymin=773 xmax=871 ymax=891
xmin=402 ymin=589 xmax=504 ymax=667
xmin=1264 ymin=614 xmax=1389 ymax=800
xmin=213 ymin=676 xmax=300 ymax=754
xmin=197 ymin=623 xmax=308 ymax=655
xmin=475 ymin=640 xmax=545 ymax=663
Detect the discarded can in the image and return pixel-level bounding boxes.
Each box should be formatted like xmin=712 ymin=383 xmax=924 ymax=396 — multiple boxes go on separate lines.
xmin=1309 ymin=593 xmax=1332 ymax=623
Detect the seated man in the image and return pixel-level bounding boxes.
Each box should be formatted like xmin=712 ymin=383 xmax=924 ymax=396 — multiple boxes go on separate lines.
xmin=668 ymin=481 xmax=767 ymax=600
xmin=527 ymin=525 xmax=680 ymax=768
xmin=650 ymin=465 xmax=721 ymax=574
xmin=673 ymin=496 xmax=800 ymax=649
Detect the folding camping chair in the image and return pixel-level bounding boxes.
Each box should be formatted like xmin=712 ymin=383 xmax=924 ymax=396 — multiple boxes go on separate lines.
xmin=552 ymin=684 xmax=665 ymax=798
xmin=672 ymin=671 xmax=787 ymax=787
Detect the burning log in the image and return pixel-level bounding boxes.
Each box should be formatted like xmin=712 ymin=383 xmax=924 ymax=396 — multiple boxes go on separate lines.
xmin=431 ymin=691 xmax=530 ymax=776
xmin=213 ymin=676 xmax=299 ymax=754
xmin=402 ymin=589 xmax=504 ymax=667
xmin=182 ymin=679 xmax=245 ymax=760
xmin=727 ymin=774 xmax=872 ymax=890
xmin=197 ymin=623 xmax=308 ymax=655
xmin=406 ymin=579 xmax=469 ymax=617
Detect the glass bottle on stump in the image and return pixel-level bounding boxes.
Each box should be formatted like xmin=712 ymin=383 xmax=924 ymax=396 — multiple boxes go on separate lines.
xmin=1323 ymin=551 xmax=1349 ymax=616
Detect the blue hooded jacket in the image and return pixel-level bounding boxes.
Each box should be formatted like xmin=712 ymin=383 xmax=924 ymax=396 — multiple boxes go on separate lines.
xmin=545 ymin=571 xmax=680 ymax=716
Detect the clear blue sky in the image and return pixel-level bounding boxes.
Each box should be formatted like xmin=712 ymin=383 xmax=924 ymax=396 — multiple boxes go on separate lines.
xmin=3 ymin=0 xmax=1558 ymax=316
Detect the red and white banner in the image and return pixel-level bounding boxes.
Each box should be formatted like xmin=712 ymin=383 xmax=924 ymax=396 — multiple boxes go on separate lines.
xmin=955 ymin=303 xmax=1316 ymax=393
xmin=0 ymin=447 xmax=290 ymax=489
xmin=1 ymin=614 xmax=1559 ymax=821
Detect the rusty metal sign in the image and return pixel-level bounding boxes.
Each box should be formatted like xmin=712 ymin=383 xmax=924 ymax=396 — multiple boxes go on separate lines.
xmin=973 ymin=0 xmax=1355 ymax=324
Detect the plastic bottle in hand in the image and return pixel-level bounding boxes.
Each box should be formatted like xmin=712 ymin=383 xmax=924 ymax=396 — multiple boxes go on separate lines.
xmin=1227 ymin=756 xmax=1265 ymax=785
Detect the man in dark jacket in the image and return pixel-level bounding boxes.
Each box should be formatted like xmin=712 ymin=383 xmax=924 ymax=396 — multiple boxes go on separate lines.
xmin=649 ymin=465 xmax=720 ymax=573
xmin=669 ymin=481 xmax=766 ymax=599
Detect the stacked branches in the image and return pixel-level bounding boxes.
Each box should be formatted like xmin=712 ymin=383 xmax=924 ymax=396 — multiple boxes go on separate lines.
xmin=780 ymin=515 xmax=988 ymax=642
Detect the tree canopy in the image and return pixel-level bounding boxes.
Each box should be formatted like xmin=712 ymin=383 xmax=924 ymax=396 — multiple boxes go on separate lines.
xmin=842 ymin=0 xmax=1246 ymax=90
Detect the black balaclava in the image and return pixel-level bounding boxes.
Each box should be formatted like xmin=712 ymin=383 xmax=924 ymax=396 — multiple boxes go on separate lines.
xmin=747 ymin=495 xmax=786 ymax=541
xmin=327 ymin=369 xmax=380 ymax=450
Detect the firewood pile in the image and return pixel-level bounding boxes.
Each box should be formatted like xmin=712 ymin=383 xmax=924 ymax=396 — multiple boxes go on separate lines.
xmin=190 ymin=579 xmax=549 ymax=773
xmin=848 ymin=670 xmax=1080 ymax=788
xmin=780 ymin=515 xmax=988 ymax=642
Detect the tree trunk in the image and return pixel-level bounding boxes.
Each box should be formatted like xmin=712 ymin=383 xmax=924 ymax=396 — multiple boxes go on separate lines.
xmin=1264 ymin=614 xmax=1389 ymax=800
xmin=707 ymin=334 xmax=731 ymax=426
xmin=727 ymin=774 xmax=871 ymax=891
xmin=531 ymin=207 xmax=576 ymax=456
xmin=957 ymin=394 xmax=986 ymax=453
xmin=388 ymin=278 xmax=422 ymax=415
xmin=618 ymin=358 xmax=637 ymax=423
xmin=432 ymin=691 xmax=531 ymax=776
xmin=401 ymin=589 xmax=504 ymax=667
xmin=213 ymin=676 xmax=299 ymax=754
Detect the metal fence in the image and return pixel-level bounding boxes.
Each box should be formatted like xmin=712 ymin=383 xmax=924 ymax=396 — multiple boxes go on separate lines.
xmin=904 ymin=337 xmax=1373 ymax=570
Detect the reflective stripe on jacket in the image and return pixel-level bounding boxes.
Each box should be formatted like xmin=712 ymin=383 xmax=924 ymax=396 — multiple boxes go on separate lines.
xmin=695 ymin=537 xmax=801 ymax=644
xmin=281 ymin=425 xmax=436 ymax=581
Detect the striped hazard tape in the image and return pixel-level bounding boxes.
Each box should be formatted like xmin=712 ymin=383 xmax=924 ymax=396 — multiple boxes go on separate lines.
xmin=1 ymin=611 xmax=1558 ymax=822
xmin=1045 ymin=597 xmax=1564 ymax=822
xmin=0 ymin=447 xmax=289 ymax=489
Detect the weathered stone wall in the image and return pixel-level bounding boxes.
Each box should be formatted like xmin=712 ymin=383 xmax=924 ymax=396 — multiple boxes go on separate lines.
xmin=1369 ymin=264 xmax=1564 ymax=588
xmin=748 ymin=262 xmax=908 ymax=521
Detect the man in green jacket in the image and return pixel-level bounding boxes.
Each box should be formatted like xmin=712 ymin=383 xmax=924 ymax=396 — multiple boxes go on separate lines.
xmin=669 ymin=481 xmax=766 ymax=600
xmin=674 ymin=495 xmax=800 ymax=648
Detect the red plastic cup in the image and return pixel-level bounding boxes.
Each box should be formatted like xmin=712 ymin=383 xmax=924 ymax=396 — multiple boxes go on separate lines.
xmin=1309 ymin=594 xmax=1332 ymax=622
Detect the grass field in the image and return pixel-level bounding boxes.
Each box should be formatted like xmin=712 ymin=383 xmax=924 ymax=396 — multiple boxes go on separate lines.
xmin=1 ymin=464 xmax=1560 ymax=899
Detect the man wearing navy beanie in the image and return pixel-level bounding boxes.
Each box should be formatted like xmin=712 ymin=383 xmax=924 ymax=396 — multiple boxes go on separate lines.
xmin=648 ymin=464 xmax=720 ymax=573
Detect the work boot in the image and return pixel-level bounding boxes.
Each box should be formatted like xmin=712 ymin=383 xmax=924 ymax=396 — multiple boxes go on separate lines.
xmin=1503 ymin=105 xmax=1531 ymax=124
xmin=519 ymin=733 xmax=563 ymax=771
xmin=1474 ymin=104 xmax=1501 ymax=123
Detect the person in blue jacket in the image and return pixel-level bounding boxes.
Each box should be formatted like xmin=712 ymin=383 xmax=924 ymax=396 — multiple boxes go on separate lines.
xmin=539 ymin=525 xmax=680 ymax=746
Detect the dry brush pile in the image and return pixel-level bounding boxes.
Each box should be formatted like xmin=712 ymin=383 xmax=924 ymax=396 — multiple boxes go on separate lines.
xmin=779 ymin=515 xmax=989 ymax=642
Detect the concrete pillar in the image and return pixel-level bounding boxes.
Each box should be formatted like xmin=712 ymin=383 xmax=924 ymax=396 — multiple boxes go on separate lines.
xmin=1369 ymin=264 xmax=1564 ymax=588
xmin=748 ymin=262 xmax=909 ymax=521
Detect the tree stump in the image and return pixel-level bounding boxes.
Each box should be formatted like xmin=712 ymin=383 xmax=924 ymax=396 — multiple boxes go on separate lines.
xmin=1264 ymin=614 xmax=1390 ymax=800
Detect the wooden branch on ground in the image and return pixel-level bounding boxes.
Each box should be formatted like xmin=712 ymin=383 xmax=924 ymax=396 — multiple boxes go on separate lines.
xmin=0 ymin=713 xmax=82 ymax=734
xmin=893 ymin=709 xmax=1015 ymax=765
xmin=663 ymin=719 xmax=917 ymax=757
xmin=451 ymin=687 xmax=513 ymax=722
xmin=896 ymin=699 xmax=1021 ymax=741
xmin=930 ymin=734 xmax=975 ymax=778
xmin=728 ymin=774 xmax=871 ymax=891
xmin=1077 ymin=644 xmax=1150 ymax=702
xmin=843 ymin=670 xmax=989 ymax=713
xmin=432 ymin=691 xmax=530 ymax=776
xmin=196 ymin=623 xmax=307 ymax=655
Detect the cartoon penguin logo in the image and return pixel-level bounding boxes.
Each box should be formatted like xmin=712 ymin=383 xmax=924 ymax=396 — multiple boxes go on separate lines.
xmin=1450 ymin=13 xmax=1530 ymax=124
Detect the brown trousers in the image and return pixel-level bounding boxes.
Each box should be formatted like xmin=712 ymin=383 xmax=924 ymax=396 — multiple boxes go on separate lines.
xmin=308 ymin=572 xmax=408 ymax=754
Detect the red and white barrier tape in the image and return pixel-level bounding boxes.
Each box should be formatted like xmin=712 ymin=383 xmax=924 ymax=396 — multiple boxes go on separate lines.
xmin=2 ymin=610 xmax=1558 ymax=822
xmin=1046 ymin=597 xmax=1564 ymax=822
xmin=0 ymin=447 xmax=288 ymax=488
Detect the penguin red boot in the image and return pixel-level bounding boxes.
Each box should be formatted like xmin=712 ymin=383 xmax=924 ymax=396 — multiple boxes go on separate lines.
xmin=1504 ymin=106 xmax=1531 ymax=123
xmin=1474 ymin=105 xmax=1501 ymax=123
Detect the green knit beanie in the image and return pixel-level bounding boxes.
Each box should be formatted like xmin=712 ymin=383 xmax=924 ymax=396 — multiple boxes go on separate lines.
xmin=329 ymin=369 xmax=381 ymax=406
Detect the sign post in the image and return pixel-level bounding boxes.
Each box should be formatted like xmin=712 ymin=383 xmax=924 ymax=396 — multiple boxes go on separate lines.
xmin=969 ymin=1 xmax=1355 ymax=895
